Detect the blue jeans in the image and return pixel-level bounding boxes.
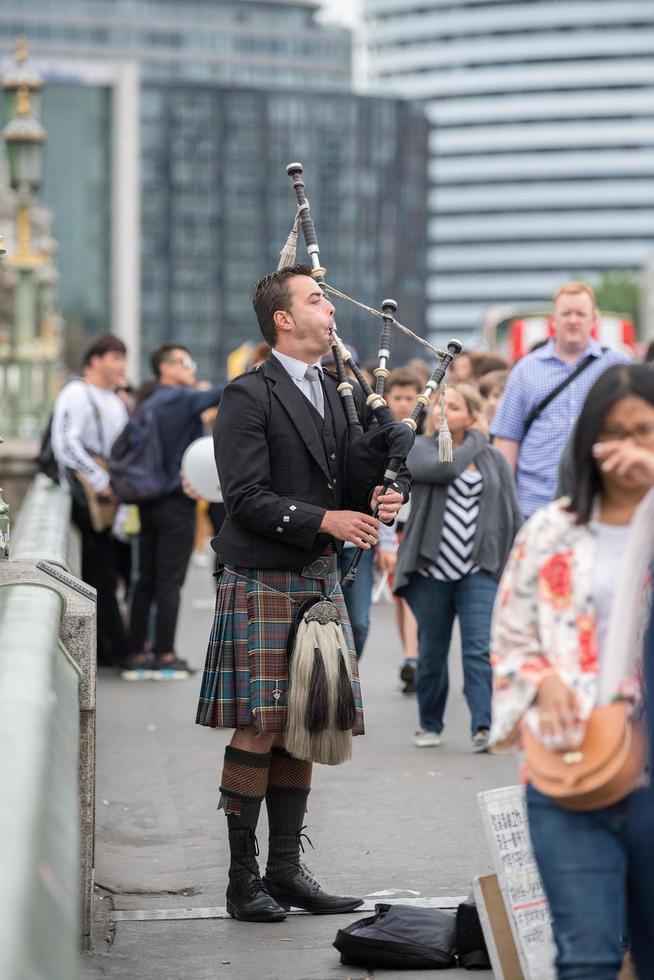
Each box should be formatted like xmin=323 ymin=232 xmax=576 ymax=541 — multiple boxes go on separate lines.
xmin=401 ymin=570 xmax=495 ymax=734
xmin=526 ymin=784 xmax=654 ymax=980
xmin=338 ymin=546 xmax=374 ymax=660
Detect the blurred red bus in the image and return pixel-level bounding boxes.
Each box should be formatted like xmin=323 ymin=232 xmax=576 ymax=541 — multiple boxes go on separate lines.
xmin=483 ymin=308 xmax=636 ymax=362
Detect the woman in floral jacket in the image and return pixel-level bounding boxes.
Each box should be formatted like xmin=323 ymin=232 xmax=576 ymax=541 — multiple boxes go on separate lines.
xmin=490 ymin=364 xmax=654 ymax=980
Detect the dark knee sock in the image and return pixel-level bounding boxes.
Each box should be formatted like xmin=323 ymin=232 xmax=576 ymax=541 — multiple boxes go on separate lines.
xmin=219 ymin=745 xmax=271 ymax=819
xmin=265 ymin=749 xmax=313 ymax=878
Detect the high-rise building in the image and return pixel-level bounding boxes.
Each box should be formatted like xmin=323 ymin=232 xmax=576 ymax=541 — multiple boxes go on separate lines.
xmin=0 ymin=0 xmax=352 ymax=89
xmin=365 ymin=0 xmax=654 ymax=345
xmin=138 ymin=84 xmax=428 ymax=373
xmin=0 ymin=1 xmax=429 ymax=378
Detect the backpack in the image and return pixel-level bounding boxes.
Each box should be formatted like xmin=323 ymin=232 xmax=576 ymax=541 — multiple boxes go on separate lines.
xmin=333 ymin=899 xmax=491 ymax=971
xmin=36 ymin=376 xmax=83 ymax=483
xmin=333 ymin=903 xmax=457 ymax=970
xmin=456 ymin=894 xmax=492 ymax=970
xmin=36 ymin=414 xmax=59 ymax=482
xmin=108 ymin=401 xmax=167 ymax=503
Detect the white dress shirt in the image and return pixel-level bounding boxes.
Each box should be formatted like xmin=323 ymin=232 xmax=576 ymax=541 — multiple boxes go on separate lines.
xmin=271 ymin=348 xmax=324 ymax=416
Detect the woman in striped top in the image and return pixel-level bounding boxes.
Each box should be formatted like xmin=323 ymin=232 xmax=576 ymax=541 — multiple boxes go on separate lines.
xmin=394 ymin=383 xmax=522 ymax=751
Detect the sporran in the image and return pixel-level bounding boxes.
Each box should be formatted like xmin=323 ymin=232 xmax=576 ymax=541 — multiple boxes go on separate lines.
xmin=286 ymin=596 xmax=356 ymax=765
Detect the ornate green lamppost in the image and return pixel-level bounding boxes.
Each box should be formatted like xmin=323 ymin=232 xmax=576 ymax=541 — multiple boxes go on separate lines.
xmin=1 ymin=38 xmax=47 ymax=439
xmin=0 ymin=234 xmax=9 ymax=557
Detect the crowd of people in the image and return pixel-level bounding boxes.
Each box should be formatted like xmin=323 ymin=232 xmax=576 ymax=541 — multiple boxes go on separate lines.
xmin=47 ymin=273 xmax=654 ymax=975
xmin=49 ymin=334 xmax=224 ymax=680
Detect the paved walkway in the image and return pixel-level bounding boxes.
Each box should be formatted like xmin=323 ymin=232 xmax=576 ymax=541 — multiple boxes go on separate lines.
xmin=82 ymin=558 xmax=518 ymax=979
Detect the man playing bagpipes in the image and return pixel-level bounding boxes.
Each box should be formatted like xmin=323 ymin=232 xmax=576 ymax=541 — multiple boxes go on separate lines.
xmin=195 ymin=264 xmax=410 ymax=922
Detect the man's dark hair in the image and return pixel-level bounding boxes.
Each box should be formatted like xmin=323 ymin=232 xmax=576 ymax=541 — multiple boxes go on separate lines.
xmin=150 ymin=343 xmax=191 ymax=379
xmin=478 ymin=369 xmax=508 ymax=399
xmin=386 ymin=367 xmax=423 ymax=395
xmin=252 ymin=263 xmax=313 ymax=346
xmin=473 ymin=353 xmax=509 ymax=379
xmin=82 ymin=333 xmax=127 ymax=367
xmin=568 ymin=364 xmax=654 ymax=525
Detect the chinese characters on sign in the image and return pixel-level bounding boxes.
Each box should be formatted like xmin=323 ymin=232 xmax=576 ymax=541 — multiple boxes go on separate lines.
xmin=479 ymin=786 xmax=556 ymax=980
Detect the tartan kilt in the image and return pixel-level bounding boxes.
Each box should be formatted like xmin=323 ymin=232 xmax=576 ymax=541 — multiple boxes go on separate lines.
xmin=195 ymin=564 xmax=365 ymax=736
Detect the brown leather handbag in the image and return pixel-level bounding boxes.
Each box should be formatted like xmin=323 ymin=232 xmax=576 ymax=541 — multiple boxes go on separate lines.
xmin=521 ymin=701 xmax=647 ymax=812
xmin=73 ymin=456 xmax=118 ymax=533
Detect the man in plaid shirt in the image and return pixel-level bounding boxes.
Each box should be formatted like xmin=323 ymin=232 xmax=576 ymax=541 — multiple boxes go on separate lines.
xmin=491 ymin=282 xmax=629 ymax=517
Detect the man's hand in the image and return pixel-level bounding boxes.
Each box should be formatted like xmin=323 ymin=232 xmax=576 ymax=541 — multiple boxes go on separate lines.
xmin=180 ymin=470 xmax=202 ymax=501
xmin=592 ymin=441 xmax=654 ymax=489
xmin=377 ymin=549 xmax=397 ymax=574
xmin=319 ymin=510 xmax=379 ymax=549
xmin=370 ymin=485 xmax=404 ymax=523
xmin=97 ymin=485 xmax=117 ymax=503
xmin=470 ymin=414 xmax=489 ymax=438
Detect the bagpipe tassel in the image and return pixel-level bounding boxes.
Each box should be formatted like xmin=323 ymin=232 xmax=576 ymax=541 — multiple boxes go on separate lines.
xmin=277 ymin=212 xmax=299 ymax=271
xmin=285 ymin=601 xmax=355 ymax=766
xmin=437 ymin=381 xmax=453 ymax=463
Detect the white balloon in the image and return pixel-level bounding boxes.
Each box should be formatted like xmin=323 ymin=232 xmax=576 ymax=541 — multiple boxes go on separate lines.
xmin=181 ymin=436 xmax=222 ymax=503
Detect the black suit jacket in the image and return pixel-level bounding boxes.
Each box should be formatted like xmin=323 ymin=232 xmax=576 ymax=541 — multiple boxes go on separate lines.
xmin=213 ymin=353 xmax=410 ymax=570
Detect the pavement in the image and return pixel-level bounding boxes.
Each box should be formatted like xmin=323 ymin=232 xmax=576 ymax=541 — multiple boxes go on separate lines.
xmin=82 ymin=557 xmax=518 ymax=980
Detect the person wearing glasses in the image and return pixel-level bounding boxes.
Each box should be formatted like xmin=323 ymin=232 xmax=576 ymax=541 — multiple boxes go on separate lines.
xmin=124 ymin=344 xmax=223 ymax=679
xmin=490 ymin=363 xmax=654 ymax=979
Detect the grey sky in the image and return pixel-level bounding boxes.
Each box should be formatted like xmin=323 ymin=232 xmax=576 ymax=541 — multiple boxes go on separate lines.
xmin=319 ymin=0 xmax=362 ymax=29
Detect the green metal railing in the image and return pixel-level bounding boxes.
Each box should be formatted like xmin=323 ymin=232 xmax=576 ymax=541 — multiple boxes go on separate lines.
xmin=11 ymin=472 xmax=73 ymax=570
xmin=0 ymin=582 xmax=82 ymax=980
xmin=0 ymin=474 xmax=92 ymax=978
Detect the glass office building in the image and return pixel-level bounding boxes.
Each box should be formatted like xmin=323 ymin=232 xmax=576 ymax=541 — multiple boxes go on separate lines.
xmin=40 ymin=83 xmax=112 ymax=342
xmin=0 ymin=2 xmax=430 ymax=377
xmin=365 ymin=0 xmax=654 ymax=344
xmin=0 ymin=0 xmax=351 ymax=90
xmin=139 ymin=85 xmax=427 ymax=373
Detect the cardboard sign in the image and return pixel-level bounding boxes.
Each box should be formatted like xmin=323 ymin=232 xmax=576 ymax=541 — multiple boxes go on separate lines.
xmin=473 ymin=874 xmax=523 ymax=980
xmin=478 ymin=786 xmax=556 ymax=980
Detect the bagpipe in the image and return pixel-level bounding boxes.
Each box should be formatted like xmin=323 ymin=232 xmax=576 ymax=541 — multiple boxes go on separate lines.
xmin=281 ymin=162 xmax=462 ymax=585
xmin=277 ymin=163 xmax=462 ymax=767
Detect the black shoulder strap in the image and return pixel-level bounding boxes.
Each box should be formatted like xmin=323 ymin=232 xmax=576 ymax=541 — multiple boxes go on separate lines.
xmin=83 ymin=383 xmax=105 ymax=454
xmin=523 ymin=348 xmax=607 ymax=438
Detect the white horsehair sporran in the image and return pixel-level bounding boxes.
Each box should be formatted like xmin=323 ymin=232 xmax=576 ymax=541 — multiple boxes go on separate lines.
xmin=285 ymin=596 xmax=356 ymax=766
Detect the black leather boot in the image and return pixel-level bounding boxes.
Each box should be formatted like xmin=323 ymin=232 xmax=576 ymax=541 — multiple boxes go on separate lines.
xmin=262 ymin=787 xmax=363 ymax=915
xmin=226 ymin=814 xmax=287 ymax=922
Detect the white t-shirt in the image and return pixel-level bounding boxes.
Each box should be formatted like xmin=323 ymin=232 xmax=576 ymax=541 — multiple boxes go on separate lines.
xmin=51 ymin=380 xmax=128 ymax=491
xmin=591 ymin=522 xmax=630 ymax=685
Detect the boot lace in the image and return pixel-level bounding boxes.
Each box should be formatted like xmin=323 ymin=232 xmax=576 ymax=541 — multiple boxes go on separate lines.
xmin=245 ymin=874 xmax=270 ymax=899
xmin=232 ymin=829 xmax=267 ymax=891
xmin=296 ymin=827 xmax=317 ymax=881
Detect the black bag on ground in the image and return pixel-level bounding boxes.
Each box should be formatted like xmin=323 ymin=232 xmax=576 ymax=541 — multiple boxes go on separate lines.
xmin=333 ymin=903 xmax=457 ymax=970
xmin=456 ymin=895 xmax=491 ymax=970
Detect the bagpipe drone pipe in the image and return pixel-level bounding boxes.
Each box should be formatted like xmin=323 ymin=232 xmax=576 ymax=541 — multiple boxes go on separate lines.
xmin=278 ymin=162 xmax=461 ymax=765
